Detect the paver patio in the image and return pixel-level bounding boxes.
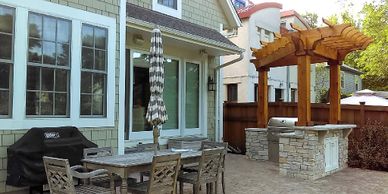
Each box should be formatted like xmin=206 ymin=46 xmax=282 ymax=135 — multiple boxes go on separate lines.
xmin=221 ymin=154 xmax=388 ymax=194
xmin=9 ymin=153 xmax=388 ymax=194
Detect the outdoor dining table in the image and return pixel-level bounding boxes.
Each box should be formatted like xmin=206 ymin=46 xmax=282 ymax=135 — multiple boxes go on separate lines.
xmin=82 ymin=150 xmax=202 ymax=194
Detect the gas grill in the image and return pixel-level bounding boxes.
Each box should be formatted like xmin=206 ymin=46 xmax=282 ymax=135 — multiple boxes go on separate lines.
xmin=267 ymin=117 xmax=297 ymax=163
xmin=6 ymin=126 xmax=96 ymax=192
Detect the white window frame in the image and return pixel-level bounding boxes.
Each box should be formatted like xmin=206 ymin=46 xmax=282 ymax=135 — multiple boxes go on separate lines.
xmin=127 ymin=49 xmax=205 ymax=141
xmin=0 ymin=0 xmax=116 ymax=130
xmin=152 ymin=0 xmax=182 ymax=19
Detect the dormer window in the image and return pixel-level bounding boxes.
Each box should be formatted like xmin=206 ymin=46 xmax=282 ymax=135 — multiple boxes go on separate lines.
xmin=153 ymin=0 xmax=182 ymax=18
xmin=158 ymin=0 xmax=177 ymax=9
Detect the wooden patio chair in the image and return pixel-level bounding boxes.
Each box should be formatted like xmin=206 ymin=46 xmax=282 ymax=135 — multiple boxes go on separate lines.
xmin=82 ymin=147 xmax=137 ymax=189
xmin=43 ymin=156 xmax=111 ymax=194
xmin=127 ymin=153 xmax=181 ymax=194
xmin=178 ymin=148 xmax=224 ymax=194
xmin=128 ymin=143 xmax=158 ymax=182
xmin=182 ymin=141 xmax=228 ymax=194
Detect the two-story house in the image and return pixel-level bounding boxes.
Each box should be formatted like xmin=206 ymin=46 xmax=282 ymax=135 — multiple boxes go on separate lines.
xmin=0 ymin=0 xmax=243 ymax=192
xmin=223 ymin=2 xmax=317 ymax=103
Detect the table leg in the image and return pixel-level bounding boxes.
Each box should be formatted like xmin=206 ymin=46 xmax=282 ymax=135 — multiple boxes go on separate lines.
xmin=121 ymin=172 xmax=128 ymax=194
xmin=110 ymin=173 xmax=115 ymax=194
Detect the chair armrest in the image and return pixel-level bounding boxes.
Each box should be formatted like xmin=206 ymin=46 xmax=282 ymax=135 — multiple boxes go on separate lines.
xmin=71 ymin=169 xmax=109 ymax=179
xmin=70 ymin=165 xmax=87 ymax=172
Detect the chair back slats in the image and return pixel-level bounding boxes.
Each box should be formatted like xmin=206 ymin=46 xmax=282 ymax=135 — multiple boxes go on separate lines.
xmin=83 ymin=147 xmax=113 ymax=159
xmin=43 ymin=156 xmax=76 ymax=194
xmin=147 ymin=153 xmax=181 ymax=194
xmin=197 ymin=148 xmax=224 ymax=183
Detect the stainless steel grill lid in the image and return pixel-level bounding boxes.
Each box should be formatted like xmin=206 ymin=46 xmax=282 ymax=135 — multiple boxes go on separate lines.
xmin=268 ymin=117 xmax=297 ymax=128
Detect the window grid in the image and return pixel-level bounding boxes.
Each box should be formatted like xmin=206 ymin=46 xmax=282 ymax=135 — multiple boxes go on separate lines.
xmin=80 ymin=24 xmax=107 ymax=117
xmin=0 ymin=5 xmax=15 ymax=118
xmin=26 ymin=12 xmax=71 ymax=117
xmin=157 ymin=0 xmax=177 ymax=9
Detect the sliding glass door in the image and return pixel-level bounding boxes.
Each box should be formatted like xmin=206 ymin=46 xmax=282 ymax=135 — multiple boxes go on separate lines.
xmin=126 ymin=50 xmax=202 ymax=140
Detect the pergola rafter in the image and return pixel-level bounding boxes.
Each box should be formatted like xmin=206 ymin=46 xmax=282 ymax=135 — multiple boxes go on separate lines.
xmin=251 ymin=19 xmax=372 ymax=127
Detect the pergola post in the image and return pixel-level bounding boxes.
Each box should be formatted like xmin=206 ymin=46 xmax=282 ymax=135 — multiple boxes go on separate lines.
xmin=296 ymin=56 xmax=311 ymax=126
xmin=329 ymin=60 xmax=341 ymax=124
xmin=257 ymin=67 xmax=269 ymax=128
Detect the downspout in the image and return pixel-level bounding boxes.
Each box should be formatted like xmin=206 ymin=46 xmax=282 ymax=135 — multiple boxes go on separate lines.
xmin=215 ymin=51 xmax=244 ymax=142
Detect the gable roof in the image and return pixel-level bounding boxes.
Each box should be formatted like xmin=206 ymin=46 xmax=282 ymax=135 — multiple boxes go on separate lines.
xmin=237 ymin=2 xmax=282 ymax=19
xmin=281 ymin=10 xmax=310 ymax=29
xmin=126 ymin=3 xmax=243 ymax=53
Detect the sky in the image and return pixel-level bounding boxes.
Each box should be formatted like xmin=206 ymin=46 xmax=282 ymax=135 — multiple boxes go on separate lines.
xmin=252 ymin=0 xmax=374 ymax=22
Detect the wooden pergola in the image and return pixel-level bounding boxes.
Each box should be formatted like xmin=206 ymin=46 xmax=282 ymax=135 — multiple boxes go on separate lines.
xmin=251 ymin=19 xmax=372 ymax=127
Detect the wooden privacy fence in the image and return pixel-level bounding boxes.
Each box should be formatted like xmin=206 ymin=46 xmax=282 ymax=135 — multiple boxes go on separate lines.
xmin=223 ymin=102 xmax=388 ymax=153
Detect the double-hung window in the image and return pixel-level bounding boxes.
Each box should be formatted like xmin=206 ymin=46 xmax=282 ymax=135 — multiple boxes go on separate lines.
xmin=0 ymin=5 xmax=14 ymax=117
xmin=80 ymin=25 xmax=108 ymax=117
xmin=26 ymin=13 xmax=71 ymax=116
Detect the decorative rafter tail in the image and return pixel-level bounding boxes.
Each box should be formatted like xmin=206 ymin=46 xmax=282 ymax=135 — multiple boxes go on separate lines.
xmin=322 ymin=18 xmax=334 ymax=27
xmin=290 ymin=23 xmax=303 ymax=32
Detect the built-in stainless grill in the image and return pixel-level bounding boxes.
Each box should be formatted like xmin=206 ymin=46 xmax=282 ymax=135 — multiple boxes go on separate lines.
xmin=267 ymin=117 xmax=297 ymax=163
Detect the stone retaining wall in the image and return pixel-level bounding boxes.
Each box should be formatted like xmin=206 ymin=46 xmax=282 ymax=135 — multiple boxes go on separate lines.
xmin=245 ymin=128 xmax=268 ymax=160
xmin=279 ymin=130 xmax=348 ymax=180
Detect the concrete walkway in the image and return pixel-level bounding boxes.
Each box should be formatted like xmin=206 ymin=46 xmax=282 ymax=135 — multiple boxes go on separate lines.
xmin=222 ymin=154 xmax=388 ymax=194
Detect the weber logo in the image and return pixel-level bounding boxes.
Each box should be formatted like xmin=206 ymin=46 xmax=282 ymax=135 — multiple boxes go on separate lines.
xmin=44 ymin=132 xmax=60 ymax=139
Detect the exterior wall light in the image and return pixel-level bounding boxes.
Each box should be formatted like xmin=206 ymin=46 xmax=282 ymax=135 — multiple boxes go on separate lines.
xmin=208 ymin=76 xmax=216 ymax=91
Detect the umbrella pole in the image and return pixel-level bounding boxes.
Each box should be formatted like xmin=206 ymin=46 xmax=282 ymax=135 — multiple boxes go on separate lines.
xmin=153 ymin=126 xmax=159 ymax=154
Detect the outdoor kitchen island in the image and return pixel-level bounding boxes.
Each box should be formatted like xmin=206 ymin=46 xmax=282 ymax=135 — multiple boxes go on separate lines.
xmin=246 ymin=124 xmax=355 ymax=180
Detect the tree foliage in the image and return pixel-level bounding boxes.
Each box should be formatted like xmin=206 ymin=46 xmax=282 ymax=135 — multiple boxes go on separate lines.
xmin=301 ymin=12 xmax=318 ymax=28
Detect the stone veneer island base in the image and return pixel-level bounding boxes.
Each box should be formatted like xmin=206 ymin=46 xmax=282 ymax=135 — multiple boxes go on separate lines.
xmin=246 ymin=124 xmax=355 ymax=180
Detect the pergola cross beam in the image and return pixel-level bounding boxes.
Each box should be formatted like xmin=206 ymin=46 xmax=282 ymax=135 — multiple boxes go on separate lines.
xmin=251 ymin=20 xmax=372 ymax=127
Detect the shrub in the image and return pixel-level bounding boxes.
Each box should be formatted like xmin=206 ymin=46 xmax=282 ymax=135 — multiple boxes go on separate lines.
xmin=348 ymin=120 xmax=388 ymax=171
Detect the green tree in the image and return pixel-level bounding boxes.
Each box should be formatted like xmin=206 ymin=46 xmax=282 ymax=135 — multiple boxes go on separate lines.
xmin=357 ymin=1 xmax=388 ymax=90
xmin=301 ymin=12 xmax=318 ymax=28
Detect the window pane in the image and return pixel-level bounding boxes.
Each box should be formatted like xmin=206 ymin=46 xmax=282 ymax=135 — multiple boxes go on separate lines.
xmin=185 ymin=62 xmax=199 ymax=128
xmin=95 ymin=50 xmax=106 ymax=70
xmin=27 ymin=66 xmax=40 ymax=90
xmin=0 ymin=91 xmax=9 ymax=115
xmin=57 ymin=43 xmax=69 ymax=66
xmin=40 ymin=92 xmax=53 ymax=115
xmin=28 ymin=13 xmax=42 ymax=38
xmin=26 ymin=92 xmax=39 ymax=115
xmin=80 ymin=94 xmax=92 ymax=115
xmin=163 ymin=59 xmax=179 ymax=130
xmin=28 ymin=39 xmax=42 ymax=63
xmin=43 ymin=16 xmax=56 ymax=41
xmin=0 ymin=34 xmax=12 ymax=60
xmin=82 ymin=25 xmax=94 ymax=47
xmin=54 ymin=93 xmax=67 ymax=115
xmin=41 ymin=68 xmax=54 ymax=91
xmin=92 ymin=95 xmax=104 ymax=115
xmin=57 ymin=20 xmax=70 ymax=43
xmin=82 ymin=47 xmax=94 ymax=69
xmin=43 ymin=41 xmax=56 ymax=65
xmin=93 ymin=73 xmax=105 ymax=95
xmin=0 ymin=6 xmax=14 ymax=33
xmin=0 ymin=64 xmax=10 ymax=89
xmin=133 ymin=64 xmax=151 ymax=132
xmin=81 ymin=72 xmax=92 ymax=93
xmin=55 ymin=69 xmax=68 ymax=92
xmin=94 ymin=27 xmax=106 ymax=49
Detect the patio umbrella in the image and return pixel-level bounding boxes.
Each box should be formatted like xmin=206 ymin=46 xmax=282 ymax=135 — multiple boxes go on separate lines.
xmin=145 ymin=28 xmax=168 ymax=152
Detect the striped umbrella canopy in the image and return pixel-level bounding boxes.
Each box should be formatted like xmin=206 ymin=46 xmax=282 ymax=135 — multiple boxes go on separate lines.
xmin=145 ymin=28 xmax=168 ymax=150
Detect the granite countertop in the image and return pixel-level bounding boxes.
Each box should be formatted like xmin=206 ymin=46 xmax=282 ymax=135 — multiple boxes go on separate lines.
xmin=292 ymin=124 xmax=356 ymax=131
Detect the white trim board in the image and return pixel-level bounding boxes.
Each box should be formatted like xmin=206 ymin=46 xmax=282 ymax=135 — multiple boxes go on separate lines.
xmin=0 ymin=0 xmax=117 ymax=130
